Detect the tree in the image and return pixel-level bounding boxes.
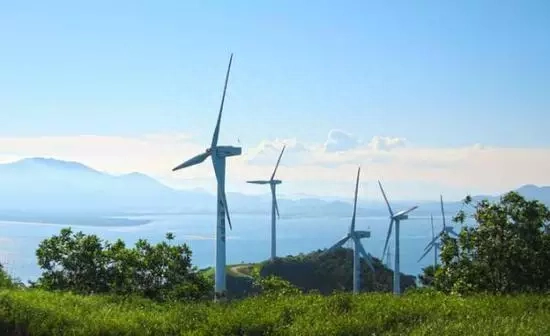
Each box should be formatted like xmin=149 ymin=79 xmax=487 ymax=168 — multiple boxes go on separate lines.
xmin=34 ymin=228 xmax=211 ymax=301
xmin=434 ymin=191 xmax=550 ymax=294
xmin=418 ymin=265 xmax=439 ymax=287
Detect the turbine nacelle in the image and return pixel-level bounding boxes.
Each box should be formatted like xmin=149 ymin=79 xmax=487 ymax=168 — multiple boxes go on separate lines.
xmin=394 ymin=213 xmax=409 ymax=220
xmin=392 ymin=206 xmax=419 ymax=220
xmin=211 ymin=146 xmax=242 ymax=157
xmin=355 ymin=230 xmax=371 ymax=239
xmin=271 ymin=179 xmax=282 ymax=185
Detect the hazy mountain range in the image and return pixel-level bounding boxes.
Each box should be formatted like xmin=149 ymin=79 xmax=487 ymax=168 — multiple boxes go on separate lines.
xmin=0 ymin=158 xmax=548 ymax=225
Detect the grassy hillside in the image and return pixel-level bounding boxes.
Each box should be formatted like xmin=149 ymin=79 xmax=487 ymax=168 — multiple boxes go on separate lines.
xmin=0 ymin=289 xmax=548 ymax=335
xmin=259 ymin=249 xmax=416 ymax=294
xmin=201 ymin=248 xmax=416 ymax=299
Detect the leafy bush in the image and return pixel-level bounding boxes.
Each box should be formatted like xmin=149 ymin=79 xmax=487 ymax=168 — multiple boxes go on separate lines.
xmin=33 ymin=229 xmax=211 ymax=301
xmin=0 ymin=289 xmax=548 ymax=335
xmin=435 ymin=192 xmax=550 ymax=294
xmin=252 ymin=274 xmax=301 ymax=297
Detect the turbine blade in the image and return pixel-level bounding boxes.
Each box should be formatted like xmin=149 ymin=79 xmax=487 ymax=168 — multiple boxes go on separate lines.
xmin=172 ymin=151 xmax=210 ymax=171
xmin=212 ymin=156 xmax=233 ymax=230
xmin=351 ymin=166 xmax=360 ymax=232
xmin=221 ymin=191 xmax=232 ymax=230
xmin=430 ymin=214 xmax=435 ymax=239
xmin=423 ymin=236 xmax=439 ymax=251
xmin=211 ymin=53 xmax=233 ymax=148
xmin=400 ymin=205 xmax=419 ymax=217
xmin=271 ymin=184 xmax=280 ymax=218
xmin=274 ymin=194 xmax=280 ymax=219
xmin=378 ymin=181 xmax=393 ymax=216
xmin=418 ymin=245 xmax=433 ymax=263
xmin=440 ymin=194 xmax=446 ymax=227
xmin=270 ymin=145 xmax=286 ymax=180
xmin=355 ymin=238 xmax=375 ymax=272
xmin=323 ymin=235 xmax=350 ymax=255
xmin=382 ymin=218 xmax=394 ymax=258
xmin=246 ymin=180 xmax=270 ymax=184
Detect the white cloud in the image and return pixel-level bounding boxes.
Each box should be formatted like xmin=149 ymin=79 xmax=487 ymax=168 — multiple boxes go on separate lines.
xmin=367 ymin=136 xmax=407 ymax=151
xmin=324 ymin=129 xmax=361 ymax=152
xmin=1 ymin=132 xmax=549 ymax=200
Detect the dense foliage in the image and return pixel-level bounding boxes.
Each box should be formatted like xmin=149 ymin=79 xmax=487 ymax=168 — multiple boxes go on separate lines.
xmin=418 ymin=265 xmax=438 ymax=287
xmin=1 ymin=289 xmax=548 ymax=335
xmin=260 ymin=248 xmax=416 ymax=294
xmin=0 ymin=264 xmax=17 ymax=289
xmin=434 ymin=191 xmax=550 ymax=294
xmin=33 ymin=228 xmax=211 ymax=301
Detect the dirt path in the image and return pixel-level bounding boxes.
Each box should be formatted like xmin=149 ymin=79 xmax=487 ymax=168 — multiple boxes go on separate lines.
xmin=228 ymin=264 xmax=254 ymax=279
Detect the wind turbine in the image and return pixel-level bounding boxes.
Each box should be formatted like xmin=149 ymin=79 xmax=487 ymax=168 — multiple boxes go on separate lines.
xmin=417 ymin=214 xmax=440 ymax=268
xmin=246 ymin=145 xmax=286 ymax=261
xmin=324 ymin=167 xmax=375 ymax=294
xmin=421 ymin=195 xmax=459 ymax=261
xmin=379 ymin=181 xmax=418 ymax=295
xmin=172 ymin=54 xmax=241 ymax=301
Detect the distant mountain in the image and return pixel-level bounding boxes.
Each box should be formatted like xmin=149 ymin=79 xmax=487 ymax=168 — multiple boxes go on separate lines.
xmin=0 ymin=158 xmax=209 ymax=215
xmin=514 ymin=184 xmax=550 ymax=204
xmin=0 ymin=158 xmax=372 ymax=218
xmin=0 ymin=158 xmax=548 ymax=222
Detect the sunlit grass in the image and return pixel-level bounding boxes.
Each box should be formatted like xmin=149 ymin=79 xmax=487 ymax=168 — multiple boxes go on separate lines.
xmin=0 ymin=289 xmax=548 ymax=335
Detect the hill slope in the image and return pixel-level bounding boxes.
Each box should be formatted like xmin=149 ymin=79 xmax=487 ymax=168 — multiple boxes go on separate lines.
xmin=202 ymin=248 xmax=416 ymax=299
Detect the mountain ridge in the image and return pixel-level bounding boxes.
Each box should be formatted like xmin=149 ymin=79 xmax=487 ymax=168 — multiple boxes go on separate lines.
xmin=0 ymin=157 xmax=547 ymax=219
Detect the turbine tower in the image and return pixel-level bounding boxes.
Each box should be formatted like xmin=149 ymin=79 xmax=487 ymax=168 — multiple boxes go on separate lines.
xmin=379 ymin=181 xmax=418 ymax=295
xmin=324 ymin=167 xmax=375 ymax=294
xmin=246 ymin=145 xmax=286 ymax=260
xmin=417 ymin=214 xmax=440 ymax=268
xmin=172 ymin=54 xmax=241 ymax=301
xmin=420 ymin=195 xmax=459 ymax=265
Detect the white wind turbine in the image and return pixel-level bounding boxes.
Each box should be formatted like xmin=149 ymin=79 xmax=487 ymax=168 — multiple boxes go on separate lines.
xmin=324 ymin=167 xmax=375 ymax=294
xmin=172 ymin=54 xmax=241 ymax=301
xmin=420 ymin=195 xmax=459 ymax=265
xmin=417 ymin=214 xmax=440 ymax=268
xmin=379 ymin=181 xmax=419 ymax=295
xmin=246 ymin=145 xmax=286 ymax=260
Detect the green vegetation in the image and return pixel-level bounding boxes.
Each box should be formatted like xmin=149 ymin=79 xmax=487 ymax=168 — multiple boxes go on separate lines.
xmin=32 ymin=229 xmax=211 ymax=301
xmin=200 ymin=251 xmax=416 ymax=299
xmin=1 ymin=190 xmax=549 ymax=334
xmin=258 ymin=249 xmax=416 ymax=294
xmin=0 ymin=264 xmax=19 ymax=289
xmin=0 ymin=289 xmax=548 ymax=335
xmin=424 ymin=191 xmax=550 ymax=294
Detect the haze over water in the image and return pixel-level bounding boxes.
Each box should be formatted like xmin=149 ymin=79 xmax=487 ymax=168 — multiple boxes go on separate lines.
xmin=0 ymin=213 xmax=460 ymax=283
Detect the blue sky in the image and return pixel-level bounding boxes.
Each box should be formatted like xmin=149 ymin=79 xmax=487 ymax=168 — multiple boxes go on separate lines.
xmin=1 ymin=1 xmax=550 ymax=200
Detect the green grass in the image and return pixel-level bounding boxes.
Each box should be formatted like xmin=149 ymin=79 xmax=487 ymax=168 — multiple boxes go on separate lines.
xmin=1 ymin=289 xmax=549 ymax=335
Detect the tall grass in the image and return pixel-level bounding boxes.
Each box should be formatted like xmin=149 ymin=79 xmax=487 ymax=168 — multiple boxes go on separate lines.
xmin=0 ymin=289 xmax=548 ymax=335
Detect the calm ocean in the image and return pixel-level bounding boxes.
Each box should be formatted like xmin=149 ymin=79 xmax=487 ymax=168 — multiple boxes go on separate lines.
xmin=0 ymin=213 xmax=454 ymax=283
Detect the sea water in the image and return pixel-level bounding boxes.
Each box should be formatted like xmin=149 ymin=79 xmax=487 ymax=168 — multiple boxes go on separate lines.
xmin=0 ymin=213 xmax=456 ymax=283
